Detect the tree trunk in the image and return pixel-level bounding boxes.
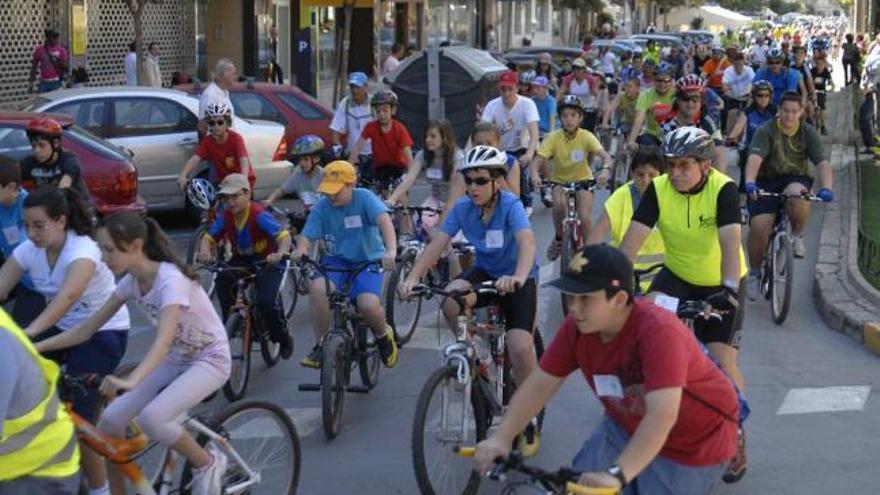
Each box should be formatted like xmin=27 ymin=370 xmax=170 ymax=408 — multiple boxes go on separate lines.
xmin=124 ymin=0 xmax=145 ymax=86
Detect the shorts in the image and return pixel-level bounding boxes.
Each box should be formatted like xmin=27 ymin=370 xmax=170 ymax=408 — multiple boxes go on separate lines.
xmin=317 ymin=256 xmax=384 ymax=301
xmin=34 ymin=327 xmax=128 ymax=421
xmin=648 ymin=267 xmax=745 ymax=348
xmin=456 ymin=267 xmax=537 ymax=333
xmin=747 ymin=174 xmax=814 ymax=218
xmin=371 ymin=166 xmax=406 ymax=194
xmin=0 ymin=472 xmax=81 ymax=495
xmin=816 ymin=92 xmax=827 ymax=110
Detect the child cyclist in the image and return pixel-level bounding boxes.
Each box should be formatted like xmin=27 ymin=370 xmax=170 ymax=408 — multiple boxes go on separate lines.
xmin=177 ymin=100 xmax=255 ymax=192
xmin=471 ymin=121 xmax=521 ymax=197
xmin=528 ymin=95 xmax=613 ymax=261
xmin=21 ymin=117 xmax=92 ymax=203
xmin=34 ymin=212 xmax=231 ymax=495
xmin=263 ymin=134 xmax=326 ymax=234
xmin=349 ymin=89 xmax=415 ymax=192
xmin=586 ymin=148 xmax=666 ymax=292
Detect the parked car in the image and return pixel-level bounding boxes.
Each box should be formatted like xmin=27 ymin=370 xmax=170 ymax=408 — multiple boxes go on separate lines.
xmin=627 ymin=34 xmax=688 ymax=54
xmin=0 ymin=112 xmax=143 ymax=216
xmin=584 ymin=39 xmax=638 ymax=59
xmin=502 ymin=46 xmax=585 ymax=69
xmin=657 ymin=30 xmax=720 ymax=47
xmin=176 ymin=80 xmax=334 ymax=161
xmin=13 ymin=87 xmax=288 ymax=214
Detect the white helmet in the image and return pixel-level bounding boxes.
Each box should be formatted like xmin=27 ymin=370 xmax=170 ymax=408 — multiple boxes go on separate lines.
xmin=204 ymin=100 xmax=232 ymax=119
xmin=186 ymin=178 xmax=215 ymax=212
xmin=461 ymin=145 xmax=508 ymax=173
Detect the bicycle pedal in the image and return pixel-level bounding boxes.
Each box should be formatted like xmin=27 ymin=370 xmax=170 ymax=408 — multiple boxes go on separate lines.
xmin=346 ymin=385 xmax=371 ymax=393
xmin=298 ymin=383 xmax=321 ymax=392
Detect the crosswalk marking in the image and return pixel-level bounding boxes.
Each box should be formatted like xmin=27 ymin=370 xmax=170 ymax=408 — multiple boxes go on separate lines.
xmin=776 ymin=386 xmax=871 ymax=415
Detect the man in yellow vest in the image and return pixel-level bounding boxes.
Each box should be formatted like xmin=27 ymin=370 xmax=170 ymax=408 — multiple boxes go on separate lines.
xmin=0 ymin=308 xmax=80 ymax=494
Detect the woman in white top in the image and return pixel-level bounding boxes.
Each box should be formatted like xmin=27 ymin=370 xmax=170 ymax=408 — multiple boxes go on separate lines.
xmin=0 ymin=186 xmax=130 ymax=494
xmin=36 ymin=212 xmax=231 ymax=495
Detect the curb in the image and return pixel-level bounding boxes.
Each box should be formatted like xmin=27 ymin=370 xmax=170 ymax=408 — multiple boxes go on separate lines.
xmin=813 ymin=88 xmax=880 ymax=356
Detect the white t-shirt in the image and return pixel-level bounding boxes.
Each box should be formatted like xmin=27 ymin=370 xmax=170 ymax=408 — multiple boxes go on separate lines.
xmin=114 ymin=262 xmax=230 ymax=374
xmin=750 ymin=45 xmax=769 ymax=64
xmin=13 ymin=233 xmax=130 ymax=332
xmin=600 ymin=51 xmax=618 ymax=74
xmin=480 ymin=96 xmax=540 ymax=152
xmin=383 ymin=55 xmax=401 ymax=75
xmin=199 ymin=82 xmax=235 ymax=121
xmin=330 ymin=95 xmax=373 ymax=155
xmin=722 ymin=65 xmax=755 ymax=98
xmin=125 ymin=52 xmax=138 ymax=86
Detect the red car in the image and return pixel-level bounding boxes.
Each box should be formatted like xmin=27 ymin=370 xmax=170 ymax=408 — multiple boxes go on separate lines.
xmin=0 ymin=112 xmax=143 ymax=215
xmin=177 ymin=81 xmax=334 ymax=161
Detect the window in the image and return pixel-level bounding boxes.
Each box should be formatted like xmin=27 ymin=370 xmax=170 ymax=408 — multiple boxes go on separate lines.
xmin=0 ymin=126 xmax=32 ymax=162
xmin=111 ymin=98 xmax=197 ymax=137
xmin=229 ymin=91 xmax=288 ymax=125
xmin=276 ymin=93 xmax=326 ymax=120
xmin=49 ymin=99 xmax=106 ymax=136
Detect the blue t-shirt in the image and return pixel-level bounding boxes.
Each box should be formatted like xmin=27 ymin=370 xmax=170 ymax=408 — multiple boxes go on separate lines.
xmin=753 ymin=67 xmax=801 ymax=107
xmin=532 ymin=95 xmax=557 ymax=135
xmin=0 ymin=191 xmax=33 ymax=289
xmin=302 ymin=188 xmax=388 ymax=263
xmin=207 ymin=205 xmax=286 ymax=260
xmin=745 ymin=106 xmax=776 ymax=146
xmin=440 ymin=191 xmax=537 ymax=279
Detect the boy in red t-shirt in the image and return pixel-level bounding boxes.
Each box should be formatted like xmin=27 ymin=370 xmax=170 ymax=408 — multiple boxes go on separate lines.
xmin=349 ymin=89 xmax=414 ymax=191
xmin=472 ymin=244 xmax=741 ymax=494
xmin=177 ymin=100 xmax=255 ymax=192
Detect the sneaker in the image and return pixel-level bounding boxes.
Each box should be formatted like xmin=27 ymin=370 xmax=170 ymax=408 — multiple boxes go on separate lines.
xmin=517 ymin=421 xmax=541 ymax=458
xmin=300 ymin=343 xmax=322 ymax=369
xmin=792 ymin=235 xmax=806 ymax=259
xmin=746 ymin=272 xmax=760 ymax=301
xmin=525 ymin=206 xmax=534 ymax=218
xmin=723 ymin=430 xmax=747 ymax=484
xmin=871 ymin=145 xmax=880 ymax=155
xmin=546 ymin=238 xmax=562 ymax=261
xmin=541 ymin=188 xmax=554 ymax=208
xmin=821 ymin=126 xmax=828 ymax=136
xmin=193 ymin=444 xmax=228 ymax=495
xmin=279 ymin=332 xmax=294 ymax=360
xmin=376 ymin=325 xmax=399 ymax=368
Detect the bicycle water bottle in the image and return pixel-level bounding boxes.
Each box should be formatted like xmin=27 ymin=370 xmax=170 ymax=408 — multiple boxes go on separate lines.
xmin=473 ymin=334 xmax=495 ymax=383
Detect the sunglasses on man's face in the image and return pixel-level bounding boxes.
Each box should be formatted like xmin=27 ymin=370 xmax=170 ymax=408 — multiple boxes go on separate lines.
xmin=755 ymin=93 xmax=771 ymax=98
xmin=680 ymin=95 xmax=701 ymax=102
xmin=768 ymin=61 xmax=783 ymax=65
xmin=463 ymin=176 xmax=492 ymax=186
xmin=206 ymin=119 xmax=227 ymax=127
xmin=656 ymin=78 xmax=672 ymax=84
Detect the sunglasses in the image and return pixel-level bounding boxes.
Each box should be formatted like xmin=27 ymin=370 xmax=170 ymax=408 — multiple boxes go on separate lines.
xmin=680 ymin=95 xmax=701 ymax=102
xmin=656 ymin=78 xmax=672 ymax=84
xmin=755 ymin=93 xmax=771 ymax=98
xmin=463 ymin=176 xmax=492 ymax=186
xmin=768 ymin=61 xmax=783 ymax=65
xmin=206 ymin=119 xmax=227 ymax=127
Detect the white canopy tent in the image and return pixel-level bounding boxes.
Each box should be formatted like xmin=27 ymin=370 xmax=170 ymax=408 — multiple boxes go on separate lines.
xmin=662 ymin=4 xmax=752 ymax=33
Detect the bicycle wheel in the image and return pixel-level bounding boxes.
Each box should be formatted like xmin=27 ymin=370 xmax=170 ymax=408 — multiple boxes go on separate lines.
xmin=258 ymin=319 xmax=281 ymax=368
xmin=412 ymin=365 xmax=488 ymax=495
xmin=385 ymin=251 xmax=423 ymax=345
xmin=321 ymin=334 xmax=348 ymax=439
xmin=223 ymin=312 xmax=252 ymax=402
xmin=612 ymin=153 xmax=630 ymax=190
xmin=187 ymin=225 xmax=217 ymax=299
xmin=280 ymin=264 xmax=299 ymax=321
xmin=559 ymin=227 xmax=577 ymax=313
xmin=179 ymin=401 xmax=301 ymax=495
xmin=770 ymin=233 xmax=794 ymax=324
xmin=356 ymin=324 xmax=381 ymax=388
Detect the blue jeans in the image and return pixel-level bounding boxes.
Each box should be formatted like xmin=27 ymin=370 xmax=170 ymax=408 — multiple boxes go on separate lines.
xmin=572 ymin=417 xmax=726 ymax=495
xmin=37 ymin=79 xmax=62 ymax=93
xmin=216 ymin=257 xmax=288 ymax=343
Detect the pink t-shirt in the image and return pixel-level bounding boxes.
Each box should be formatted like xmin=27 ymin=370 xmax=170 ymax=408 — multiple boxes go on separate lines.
xmin=114 ymin=262 xmax=230 ymax=374
xmin=33 ymin=44 xmax=69 ymax=80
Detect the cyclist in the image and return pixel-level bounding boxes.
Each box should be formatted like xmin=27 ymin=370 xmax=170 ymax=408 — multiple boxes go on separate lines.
xmin=601 ymin=77 xmax=640 ymax=137
xmin=528 ymin=95 xmax=612 ymax=261
xmin=660 ymin=75 xmax=726 ymax=172
xmin=620 ymin=127 xmax=748 ymax=482
xmin=728 ymin=81 xmax=776 ymax=192
xmin=644 ymin=39 xmax=661 ymax=65
xmin=701 ymin=45 xmax=730 ymax=96
xmin=0 ymin=187 xmax=130 ymax=495
xmin=197 ymin=174 xmax=294 ymax=358
xmin=293 ymin=161 xmax=399 ymax=369
xmin=473 ymin=244 xmax=740 ymax=494
xmin=0 ymin=308 xmax=81 ymax=495
xmin=810 ymin=46 xmax=833 ymax=135
xmin=177 ymin=100 xmax=254 ymax=192
xmin=20 ymin=118 xmax=91 ymax=204
xmin=637 ymin=58 xmax=657 ymax=90
xmin=329 ymin=71 xmax=373 ymax=166
xmin=35 ymin=212 xmax=231 ymax=495
xmin=470 ymin=121 xmax=521 ymax=198
xmin=587 ymin=148 xmax=666 ymax=292
xmin=534 ymin=52 xmax=558 ymax=96
xmin=263 ymin=134 xmax=326 ymax=233
xmin=790 ymin=45 xmax=817 ymax=119
xmin=753 ymin=48 xmax=801 ymax=107
xmin=531 ymin=76 xmax=557 ymax=137
xmin=620 ymin=51 xmax=643 ymax=85
xmin=744 ymin=92 xmax=834 ymax=297
xmin=518 ymin=70 xmax=536 ymax=97
xmin=721 ymin=51 xmax=754 ymax=132
xmin=398 ymin=145 xmax=540 ymax=454
xmin=626 ymin=64 xmax=675 ymax=150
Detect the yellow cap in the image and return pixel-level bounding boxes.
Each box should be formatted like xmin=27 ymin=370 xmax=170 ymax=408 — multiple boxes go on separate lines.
xmin=318 ymin=160 xmax=357 ymax=194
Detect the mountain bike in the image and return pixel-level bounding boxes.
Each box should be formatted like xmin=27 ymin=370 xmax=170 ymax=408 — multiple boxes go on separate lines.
xmin=295 ymin=257 xmax=384 ymax=440
xmin=633 ymin=263 xmax=725 ymax=330
xmin=754 ymin=191 xmax=824 ymax=324
xmin=60 ymin=373 xmax=300 ymax=495
xmin=267 ymin=204 xmax=313 ymax=320
xmin=202 ymin=258 xmax=293 ymax=401
xmin=598 ymin=125 xmax=632 ymax=190
xmin=184 ymin=179 xmax=227 ymax=299
xmin=455 ymin=448 xmax=618 ymax=495
xmin=409 ymin=282 xmax=544 ymax=495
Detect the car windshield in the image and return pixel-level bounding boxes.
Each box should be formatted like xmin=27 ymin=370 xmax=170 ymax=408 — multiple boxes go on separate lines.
xmin=9 ymin=96 xmax=51 ymax=112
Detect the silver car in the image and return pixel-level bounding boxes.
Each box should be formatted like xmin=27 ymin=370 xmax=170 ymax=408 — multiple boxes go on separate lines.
xmin=16 ymin=87 xmax=289 ymax=213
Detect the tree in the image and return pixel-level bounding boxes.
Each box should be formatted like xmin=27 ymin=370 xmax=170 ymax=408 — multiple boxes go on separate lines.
xmin=122 ymin=0 xmax=161 ymax=85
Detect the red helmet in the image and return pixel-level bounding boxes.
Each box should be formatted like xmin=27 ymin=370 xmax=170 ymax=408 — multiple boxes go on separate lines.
xmin=26 ymin=117 xmax=63 ymax=139
xmin=676 ymin=74 xmax=705 ymax=95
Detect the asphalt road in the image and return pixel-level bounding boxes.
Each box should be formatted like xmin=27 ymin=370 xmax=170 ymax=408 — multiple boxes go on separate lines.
xmin=125 ymin=156 xmax=880 ymax=495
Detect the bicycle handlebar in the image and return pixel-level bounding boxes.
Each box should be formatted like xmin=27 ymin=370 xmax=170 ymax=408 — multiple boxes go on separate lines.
xmin=389 ymin=205 xmax=443 ymax=215
xmin=542 ymin=179 xmax=601 ymax=191
xmin=756 ymin=190 xmax=824 ymax=202
xmin=197 ymin=255 xmax=291 ymax=274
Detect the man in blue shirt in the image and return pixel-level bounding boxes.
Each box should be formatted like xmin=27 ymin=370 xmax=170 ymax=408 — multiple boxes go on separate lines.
xmin=531 ymin=76 xmax=557 ymax=137
xmin=399 ymin=145 xmax=541 ymax=454
xmin=753 ymin=48 xmax=801 ymax=107
xmin=0 ymin=157 xmax=45 ymax=325
xmin=294 ymin=160 xmax=399 ymax=369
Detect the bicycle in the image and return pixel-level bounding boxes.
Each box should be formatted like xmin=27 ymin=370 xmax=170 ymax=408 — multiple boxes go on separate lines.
xmin=633 ymin=263 xmax=724 ymax=329
xmin=598 ymin=124 xmax=633 ymax=190
xmin=184 ymin=179 xmax=228 ymax=299
xmin=295 ymin=257 xmax=385 ymax=440
xmin=202 ymin=258 xmax=293 ymax=402
xmin=409 ymin=282 xmax=545 ymax=495
xmin=267 ymin=204 xmax=314 ymax=320
xmin=59 ymin=373 xmax=300 ymax=495
xmin=753 ymin=191 xmax=824 ymax=324
xmin=455 ymin=448 xmax=618 ymax=495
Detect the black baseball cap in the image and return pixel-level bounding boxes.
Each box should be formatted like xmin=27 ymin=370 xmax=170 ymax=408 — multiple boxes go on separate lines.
xmin=545 ymin=244 xmax=634 ymax=296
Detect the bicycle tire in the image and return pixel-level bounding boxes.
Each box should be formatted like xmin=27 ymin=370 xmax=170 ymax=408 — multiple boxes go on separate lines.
xmin=559 ymin=226 xmax=577 ymax=313
xmin=770 ymin=233 xmax=794 ymax=324
xmin=412 ymin=365 xmax=488 ymax=495
xmin=357 ymin=324 xmax=381 ymax=388
xmin=321 ymin=334 xmax=348 ymax=440
xmin=186 ymin=225 xmax=217 ymax=299
xmin=223 ymin=312 xmax=252 ymax=402
xmin=179 ymin=400 xmax=301 ymax=495
xmin=385 ymin=251 xmax=423 ymax=345
xmin=258 ymin=317 xmax=281 ymax=368
xmin=612 ymin=152 xmax=630 ymax=190
xmin=281 ymin=264 xmax=299 ymax=322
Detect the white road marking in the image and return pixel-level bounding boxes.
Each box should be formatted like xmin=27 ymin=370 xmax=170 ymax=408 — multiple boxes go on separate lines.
xmin=776 ymin=386 xmax=871 ymax=415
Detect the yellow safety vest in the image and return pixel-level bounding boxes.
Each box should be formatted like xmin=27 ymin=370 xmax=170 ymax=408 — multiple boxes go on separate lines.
xmin=653 ymin=171 xmax=748 ymax=287
xmin=605 ymin=181 xmax=666 ymax=293
xmin=0 ymin=309 xmax=80 ymax=481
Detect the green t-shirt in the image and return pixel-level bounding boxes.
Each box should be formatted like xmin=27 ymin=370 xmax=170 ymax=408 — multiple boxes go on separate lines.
xmin=748 ymin=119 xmax=826 ymax=180
xmin=635 ymin=88 xmax=675 ymax=138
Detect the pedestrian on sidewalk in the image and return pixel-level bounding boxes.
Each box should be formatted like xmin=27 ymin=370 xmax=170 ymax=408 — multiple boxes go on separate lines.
xmin=198 ymin=59 xmax=237 ymax=122
xmin=28 ymin=29 xmax=69 ymax=94
xmin=383 ymin=43 xmax=404 ymax=76
xmin=125 ymin=41 xmax=138 ymax=86
xmin=842 ymin=34 xmax=860 ymax=86
xmin=143 ymin=42 xmax=162 ymax=88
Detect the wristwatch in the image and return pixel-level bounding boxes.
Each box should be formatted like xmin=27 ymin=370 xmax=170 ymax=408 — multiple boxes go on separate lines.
xmin=606 ymin=464 xmax=627 ymax=487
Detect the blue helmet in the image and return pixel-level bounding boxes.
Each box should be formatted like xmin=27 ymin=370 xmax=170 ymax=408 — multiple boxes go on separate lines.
xmin=348 ymin=72 xmax=368 ymax=88
xmin=289 ymin=135 xmax=325 ymax=160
